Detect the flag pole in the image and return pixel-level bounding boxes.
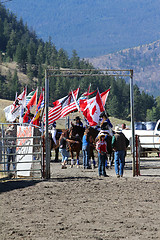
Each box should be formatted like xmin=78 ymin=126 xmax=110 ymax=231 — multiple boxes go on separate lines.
xmin=71 ymin=90 xmax=86 ymax=123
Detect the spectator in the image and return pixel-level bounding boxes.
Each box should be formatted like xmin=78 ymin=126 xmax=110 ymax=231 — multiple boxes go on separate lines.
xmin=82 ymin=129 xmax=90 ymax=169
xmin=89 ymin=135 xmax=96 ymax=169
xmin=122 ymin=123 xmax=126 ymax=130
xmin=112 ymin=126 xmax=129 ymax=178
xmin=5 ymin=122 xmax=17 ymax=175
xmin=96 ymin=133 xmax=108 ymax=177
xmin=0 ymin=129 xmax=2 ymax=163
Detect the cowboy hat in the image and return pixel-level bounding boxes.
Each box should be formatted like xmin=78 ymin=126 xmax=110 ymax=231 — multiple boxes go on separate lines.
xmin=114 ymin=126 xmax=121 ymax=132
xmin=74 ymin=116 xmax=81 ymax=121
xmin=97 ymin=133 xmax=105 ymax=139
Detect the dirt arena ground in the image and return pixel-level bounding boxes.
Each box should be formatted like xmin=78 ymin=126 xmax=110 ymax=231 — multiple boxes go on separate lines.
xmin=0 ymin=156 xmax=160 ymax=240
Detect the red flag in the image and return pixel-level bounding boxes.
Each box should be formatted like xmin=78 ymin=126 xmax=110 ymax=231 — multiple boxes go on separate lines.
xmin=23 ymin=108 xmax=30 ymax=123
xmin=101 ymin=88 xmax=110 ymax=106
xmin=44 ymin=88 xmax=80 ymax=125
xmin=79 ymin=90 xmax=105 ymax=126
xmin=26 ymin=88 xmax=37 ymax=110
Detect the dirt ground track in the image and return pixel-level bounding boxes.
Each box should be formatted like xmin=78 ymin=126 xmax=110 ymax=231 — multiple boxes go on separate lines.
xmin=0 ymin=156 xmax=160 ymax=240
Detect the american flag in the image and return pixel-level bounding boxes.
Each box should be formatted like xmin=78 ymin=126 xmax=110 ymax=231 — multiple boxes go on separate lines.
xmin=44 ymin=88 xmax=79 ymax=125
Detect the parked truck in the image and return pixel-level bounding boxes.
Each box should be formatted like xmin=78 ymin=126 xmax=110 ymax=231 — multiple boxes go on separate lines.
xmin=122 ymin=120 xmax=160 ymax=155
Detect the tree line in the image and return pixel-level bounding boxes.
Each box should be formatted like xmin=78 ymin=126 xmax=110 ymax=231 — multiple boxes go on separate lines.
xmin=0 ymin=3 xmax=160 ymax=122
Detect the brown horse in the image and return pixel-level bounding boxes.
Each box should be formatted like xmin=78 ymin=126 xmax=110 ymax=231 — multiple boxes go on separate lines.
xmin=85 ymin=126 xmax=99 ymax=168
xmin=67 ymin=125 xmax=85 ymax=167
xmin=68 ymin=125 xmax=99 ymax=167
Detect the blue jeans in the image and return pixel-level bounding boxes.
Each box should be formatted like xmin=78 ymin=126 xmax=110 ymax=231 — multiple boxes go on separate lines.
xmin=7 ymin=147 xmax=16 ymax=171
xmin=59 ymin=148 xmax=69 ymax=163
xmin=82 ymin=145 xmax=90 ymax=169
xmin=114 ymin=150 xmax=125 ymax=176
xmin=98 ymin=152 xmax=106 ymax=176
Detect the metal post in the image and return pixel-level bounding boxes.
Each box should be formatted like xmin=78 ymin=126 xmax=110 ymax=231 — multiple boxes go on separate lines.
xmin=45 ymin=69 xmax=50 ymax=179
xmin=67 ymin=116 xmax=70 ymax=129
xmin=135 ymin=135 xmax=139 ymax=176
xmin=130 ymin=70 xmax=135 ymax=176
xmin=1 ymin=124 xmax=5 ymax=171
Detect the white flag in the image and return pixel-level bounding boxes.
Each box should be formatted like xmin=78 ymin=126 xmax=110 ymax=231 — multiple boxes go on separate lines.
xmin=4 ymin=88 xmax=26 ymax=122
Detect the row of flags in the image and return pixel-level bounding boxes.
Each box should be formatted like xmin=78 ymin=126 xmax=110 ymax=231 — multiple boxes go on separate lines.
xmin=45 ymin=87 xmax=110 ymax=126
xmin=4 ymin=85 xmax=110 ymax=127
xmin=4 ymin=87 xmax=44 ymax=126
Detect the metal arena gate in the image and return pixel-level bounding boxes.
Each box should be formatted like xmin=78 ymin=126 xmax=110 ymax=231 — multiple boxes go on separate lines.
xmin=44 ymin=68 xmax=134 ymax=178
xmin=0 ymin=123 xmax=44 ymax=180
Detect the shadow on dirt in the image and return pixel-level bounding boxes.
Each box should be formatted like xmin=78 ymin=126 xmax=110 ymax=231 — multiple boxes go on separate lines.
xmin=48 ymin=176 xmax=96 ymax=182
xmin=0 ymin=179 xmax=41 ymax=194
xmin=139 ymin=174 xmax=160 ymax=177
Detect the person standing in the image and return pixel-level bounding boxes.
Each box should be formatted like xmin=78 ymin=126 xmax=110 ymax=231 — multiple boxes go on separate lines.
xmin=96 ymin=133 xmax=108 ymax=177
xmin=112 ymin=126 xmax=128 ymax=177
xmin=0 ymin=129 xmax=2 ymax=163
xmin=5 ymin=122 xmax=17 ymax=175
xmin=59 ymin=131 xmax=78 ymax=168
xmin=49 ymin=121 xmax=57 ymax=145
xmin=89 ymin=135 xmax=96 ymax=169
xmin=59 ymin=131 xmax=69 ymax=169
xmin=82 ymin=129 xmax=90 ymax=169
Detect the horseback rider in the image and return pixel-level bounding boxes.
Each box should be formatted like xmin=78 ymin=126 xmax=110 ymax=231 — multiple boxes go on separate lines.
xmin=74 ymin=116 xmax=83 ymax=128
xmin=99 ymin=111 xmax=113 ymax=136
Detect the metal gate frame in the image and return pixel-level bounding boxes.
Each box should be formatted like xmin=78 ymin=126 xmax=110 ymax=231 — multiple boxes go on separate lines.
xmin=0 ymin=123 xmax=43 ymax=180
xmin=44 ymin=68 xmax=135 ymax=178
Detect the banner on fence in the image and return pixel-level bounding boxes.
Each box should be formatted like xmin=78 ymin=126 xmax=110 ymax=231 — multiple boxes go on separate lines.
xmin=16 ymin=125 xmax=34 ymax=176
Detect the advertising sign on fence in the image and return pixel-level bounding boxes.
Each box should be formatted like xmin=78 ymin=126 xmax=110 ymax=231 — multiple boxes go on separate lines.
xmin=16 ymin=125 xmax=34 ymax=176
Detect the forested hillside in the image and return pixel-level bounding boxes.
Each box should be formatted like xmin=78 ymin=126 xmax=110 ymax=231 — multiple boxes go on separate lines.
xmin=0 ymin=3 xmax=160 ymax=122
xmin=4 ymin=0 xmax=160 ymax=58
xmin=87 ymin=40 xmax=160 ymax=97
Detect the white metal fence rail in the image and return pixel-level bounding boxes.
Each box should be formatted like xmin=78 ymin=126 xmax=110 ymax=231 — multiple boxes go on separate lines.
xmin=0 ymin=123 xmax=43 ymax=179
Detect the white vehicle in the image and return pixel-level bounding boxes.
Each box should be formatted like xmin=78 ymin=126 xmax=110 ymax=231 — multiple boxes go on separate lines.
xmin=122 ymin=120 xmax=160 ymax=153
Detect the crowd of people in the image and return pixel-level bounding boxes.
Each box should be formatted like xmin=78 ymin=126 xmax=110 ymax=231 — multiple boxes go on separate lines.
xmin=1 ymin=111 xmax=129 ymax=178
xmin=56 ymin=112 xmax=130 ymax=178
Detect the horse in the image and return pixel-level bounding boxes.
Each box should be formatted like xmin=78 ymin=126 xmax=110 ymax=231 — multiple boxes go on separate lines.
xmin=68 ymin=124 xmax=99 ymax=168
xmin=85 ymin=126 xmax=99 ymax=168
xmin=67 ymin=124 xmax=85 ymax=167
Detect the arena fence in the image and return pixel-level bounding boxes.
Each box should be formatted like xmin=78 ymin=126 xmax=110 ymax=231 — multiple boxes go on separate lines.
xmin=0 ymin=123 xmax=44 ymax=180
xmin=135 ymin=134 xmax=160 ymax=176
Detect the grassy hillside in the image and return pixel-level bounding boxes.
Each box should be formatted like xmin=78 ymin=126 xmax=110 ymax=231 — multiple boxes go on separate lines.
xmin=0 ymin=99 xmax=12 ymax=122
xmin=0 ymin=62 xmax=32 ymax=85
